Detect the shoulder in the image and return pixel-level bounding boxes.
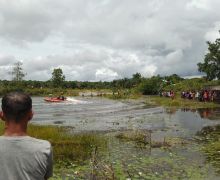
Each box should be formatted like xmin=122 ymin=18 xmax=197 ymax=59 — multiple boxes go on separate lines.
xmin=0 ymin=136 xmax=52 ymax=155
xmin=27 ymin=137 xmax=52 ymax=150
xmin=27 ymin=136 xmax=51 ymax=146
xmin=26 ymin=137 xmax=52 ymax=159
xmin=0 ymin=136 xmax=51 ymax=145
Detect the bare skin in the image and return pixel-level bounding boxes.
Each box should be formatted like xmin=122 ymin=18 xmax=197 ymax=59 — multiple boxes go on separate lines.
xmin=0 ymin=110 xmax=33 ymax=137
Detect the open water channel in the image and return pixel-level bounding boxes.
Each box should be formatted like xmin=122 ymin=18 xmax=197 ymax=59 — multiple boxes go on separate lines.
xmin=32 ymin=97 xmax=220 ymax=179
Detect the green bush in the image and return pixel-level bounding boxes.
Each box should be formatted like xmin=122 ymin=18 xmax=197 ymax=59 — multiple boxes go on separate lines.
xmin=138 ymin=77 xmax=161 ymax=95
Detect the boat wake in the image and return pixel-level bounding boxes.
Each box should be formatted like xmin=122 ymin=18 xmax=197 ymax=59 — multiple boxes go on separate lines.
xmin=66 ymin=97 xmax=89 ymax=104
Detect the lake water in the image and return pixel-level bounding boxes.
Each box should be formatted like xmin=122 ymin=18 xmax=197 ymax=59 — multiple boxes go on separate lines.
xmin=32 ymin=97 xmax=220 ymax=136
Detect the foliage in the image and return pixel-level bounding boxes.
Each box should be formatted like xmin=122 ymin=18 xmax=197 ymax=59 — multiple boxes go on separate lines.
xmin=198 ymin=31 xmax=220 ymax=80
xmin=132 ymin=72 xmax=142 ymax=86
xmin=51 ymin=68 xmax=65 ymax=88
xmin=164 ymin=74 xmax=184 ymax=84
xmin=163 ymin=78 xmax=208 ymax=92
xmin=136 ymin=74 xmax=183 ymax=95
xmin=138 ymin=76 xmax=162 ymax=95
xmin=9 ymin=61 xmax=26 ymax=82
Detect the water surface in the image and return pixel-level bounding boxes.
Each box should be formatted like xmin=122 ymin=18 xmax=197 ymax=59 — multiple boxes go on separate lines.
xmin=32 ymin=97 xmax=220 ymax=135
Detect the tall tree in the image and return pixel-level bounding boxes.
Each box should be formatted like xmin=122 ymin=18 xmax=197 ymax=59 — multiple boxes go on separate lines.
xmin=132 ymin=72 xmax=142 ymax=86
xmin=198 ymin=31 xmax=220 ymax=80
xmin=51 ymin=68 xmax=65 ymax=87
xmin=10 ymin=61 xmax=26 ymax=81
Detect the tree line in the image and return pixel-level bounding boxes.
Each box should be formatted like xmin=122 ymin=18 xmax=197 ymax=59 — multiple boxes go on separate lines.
xmin=1 ymin=61 xmax=185 ymax=95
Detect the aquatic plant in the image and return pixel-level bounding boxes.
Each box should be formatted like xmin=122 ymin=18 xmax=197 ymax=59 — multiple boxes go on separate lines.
xmin=116 ymin=130 xmax=188 ymax=150
xmin=116 ymin=130 xmax=150 ymax=145
xmin=197 ymin=125 xmax=220 ymax=173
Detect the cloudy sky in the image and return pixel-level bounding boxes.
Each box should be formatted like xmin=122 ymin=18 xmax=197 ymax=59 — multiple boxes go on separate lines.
xmin=0 ymin=0 xmax=220 ymax=81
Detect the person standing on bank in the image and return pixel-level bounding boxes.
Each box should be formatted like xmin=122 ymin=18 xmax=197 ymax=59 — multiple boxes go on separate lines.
xmin=0 ymin=92 xmax=53 ymax=180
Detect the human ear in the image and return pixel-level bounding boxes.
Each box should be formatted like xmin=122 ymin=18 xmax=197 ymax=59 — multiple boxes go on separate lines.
xmin=28 ymin=110 xmax=34 ymax=121
xmin=0 ymin=111 xmax=5 ymax=121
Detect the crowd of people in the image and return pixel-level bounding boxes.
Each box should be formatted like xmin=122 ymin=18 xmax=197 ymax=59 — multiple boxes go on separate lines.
xmin=181 ymin=90 xmax=217 ymax=102
xmin=160 ymin=91 xmax=175 ymax=99
xmin=160 ymin=90 xmax=218 ymax=102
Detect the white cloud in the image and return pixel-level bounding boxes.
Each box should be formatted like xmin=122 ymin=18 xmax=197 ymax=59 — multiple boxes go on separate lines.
xmin=186 ymin=0 xmax=210 ymax=10
xmin=95 ymin=68 xmax=118 ymax=81
xmin=165 ymin=50 xmax=183 ymax=65
xmin=204 ymin=22 xmax=220 ymax=42
xmin=0 ymin=54 xmax=16 ymax=66
xmin=0 ymin=0 xmax=220 ymax=81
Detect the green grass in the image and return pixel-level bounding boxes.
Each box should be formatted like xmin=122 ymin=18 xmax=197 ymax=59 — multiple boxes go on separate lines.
xmin=0 ymin=122 xmax=107 ymax=164
xmin=148 ymin=96 xmax=220 ymax=109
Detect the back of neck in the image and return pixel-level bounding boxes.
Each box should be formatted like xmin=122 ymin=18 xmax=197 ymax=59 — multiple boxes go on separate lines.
xmin=4 ymin=120 xmax=28 ymax=136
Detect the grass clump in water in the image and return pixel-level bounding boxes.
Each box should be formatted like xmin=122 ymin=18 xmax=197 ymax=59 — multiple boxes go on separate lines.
xmin=116 ymin=130 xmax=188 ymax=149
xmin=116 ymin=130 xmax=150 ymax=145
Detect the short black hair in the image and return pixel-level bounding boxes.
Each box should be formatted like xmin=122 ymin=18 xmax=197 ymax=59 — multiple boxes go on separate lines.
xmin=1 ymin=92 xmax=32 ymax=122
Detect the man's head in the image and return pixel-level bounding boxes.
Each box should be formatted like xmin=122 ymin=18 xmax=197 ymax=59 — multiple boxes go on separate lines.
xmin=1 ymin=92 xmax=33 ymax=123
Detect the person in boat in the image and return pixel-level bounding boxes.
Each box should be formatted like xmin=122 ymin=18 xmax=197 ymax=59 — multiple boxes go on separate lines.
xmin=0 ymin=92 xmax=53 ymax=180
xmin=57 ymin=92 xmax=65 ymax=100
xmin=60 ymin=95 xmax=65 ymax=100
xmin=57 ymin=95 xmax=65 ymax=100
